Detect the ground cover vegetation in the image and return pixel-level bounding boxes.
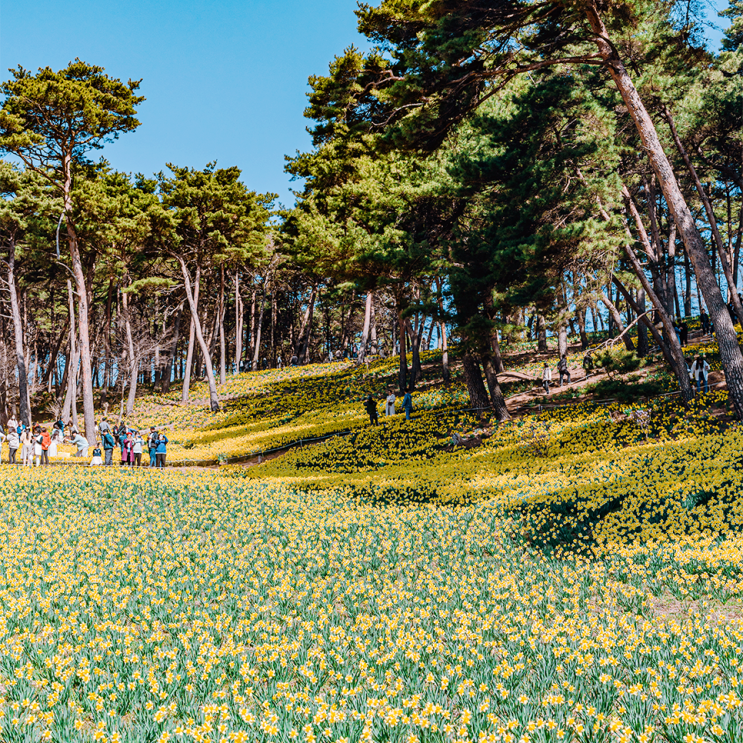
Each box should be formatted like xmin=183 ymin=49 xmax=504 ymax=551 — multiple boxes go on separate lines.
xmin=4 ymin=0 xmax=743 ymax=741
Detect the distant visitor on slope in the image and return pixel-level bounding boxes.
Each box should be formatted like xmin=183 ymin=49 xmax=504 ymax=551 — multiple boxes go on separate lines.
xmin=557 ymin=355 xmax=571 ymax=387
xmin=365 ymin=395 xmax=379 ymax=426
xmin=402 ymin=389 xmax=413 ymax=420
xmin=582 ymin=351 xmax=594 ymax=378
xmin=700 ymin=309 xmax=710 ymax=335
xmin=679 ymin=321 xmax=688 ymax=347
xmin=542 ymin=363 xmax=551 ymax=395
xmin=690 ymin=354 xmax=710 ymax=394
xmin=385 ymin=390 xmax=396 ymax=416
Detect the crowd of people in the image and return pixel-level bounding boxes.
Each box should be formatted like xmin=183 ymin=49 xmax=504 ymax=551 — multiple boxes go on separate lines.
xmin=0 ymin=416 xmax=169 ymax=468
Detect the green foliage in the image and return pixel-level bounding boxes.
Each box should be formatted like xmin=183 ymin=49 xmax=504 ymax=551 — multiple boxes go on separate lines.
xmin=593 ymin=348 xmax=644 ymax=378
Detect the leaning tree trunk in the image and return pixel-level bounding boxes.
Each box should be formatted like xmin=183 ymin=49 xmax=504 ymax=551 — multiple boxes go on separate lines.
xmin=176 ymin=256 xmax=220 ymax=412
xmin=479 ymin=344 xmax=511 ymax=421
xmin=664 ymin=107 xmax=743 ymax=328
xmin=587 ymin=4 xmax=743 ymax=418
xmin=122 ymin=286 xmax=138 ymax=417
xmin=600 ymin=293 xmax=635 ymax=351
xmin=181 ymin=266 xmax=201 ymax=403
xmin=234 ymin=272 xmax=243 ymax=373
xmin=6 ymin=240 xmax=31 ymax=426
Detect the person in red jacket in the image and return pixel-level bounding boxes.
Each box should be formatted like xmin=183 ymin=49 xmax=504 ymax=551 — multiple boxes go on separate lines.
xmin=40 ymin=427 xmax=51 ymax=465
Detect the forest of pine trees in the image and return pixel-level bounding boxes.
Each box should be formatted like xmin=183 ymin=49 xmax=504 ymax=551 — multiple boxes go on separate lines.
xmin=2 ymin=0 xmax=743 ymax=432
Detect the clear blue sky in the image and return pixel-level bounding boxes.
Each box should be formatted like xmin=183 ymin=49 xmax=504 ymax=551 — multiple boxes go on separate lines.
xmin=0 ymin=0 xmax=729 ymax=207
xmin=0 ymin=0 xmax=367 ymax=207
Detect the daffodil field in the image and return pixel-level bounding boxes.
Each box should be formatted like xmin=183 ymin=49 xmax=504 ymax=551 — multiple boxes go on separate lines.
xmin=3 ymin=347 xmax=743 ymax=743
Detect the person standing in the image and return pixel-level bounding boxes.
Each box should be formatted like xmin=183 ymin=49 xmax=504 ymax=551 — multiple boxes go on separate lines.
xmin=7 ymin=426 xmax=19 ymax=464
xmin=121 ymin=433 xmax=133 ymax=466
xmin=690 ymin=354 xmax=710 ymax=394
xmin=542 ymin=363 xmax=552 ymax=395
xmin=557 ymin=355 xmax=571 ymax=386
xmin=32 ymin=426 xmax=43 ymax=467
xmin=148 ymin=427 xmax=158 ymax=467
xmin=679 ymin=321 xmax=688 ymax=347
xmin=20 ymin=428 xmax=33 ymax=466
xmin=365 ymin=395 xmax=379 ymax=426
xmin=156 ymin=433 xmax=168 ymax=468
xmin=0 ymin=426 xmax=5 ymax=463
xmin=90 ymin=446 xmax=103 ymax=466
xmin=385 ymin=390 xmax=396 ymax=416
xmin=40 ymin=427 xmax=51 ymax=465
xmin=276 ymin=355 xmax=283 ymax=370
xmin=402 ymin=389 xmax=413 ymax=420
xmin=132 ymin=432 xmax=144 ymax=467
xmin=700 ymin=309 xmax=710 ymax=336
xmin=102 ymin=429 xmax=115 ymax=466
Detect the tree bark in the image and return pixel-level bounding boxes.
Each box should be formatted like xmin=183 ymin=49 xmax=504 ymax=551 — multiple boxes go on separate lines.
xmin=360 ymin=291 xmax=373 ymax=360
xmin=586 ymin=4 xmax=743 ymax=417
xmin=176 ymin=256 xmax=220 ymax=412
xmin=6 ymin=239 xmax=31 ymax=426
xmin=122 ymin=286 xmax=138 ymax=417
xmin=461 ymin=351 xmax=490 ymax=411
xmin=234 ymin=272 xmax=243 ymax=373
xmin=537 ymin=315 xmax=548 ymax=353
xmin=664 ymin=107 xmax=743 ymax=326
xmin=63 ymin=215 xmax=95 ymax=440
xmin=181 ymin=266 xmax=201 ymax=403
xmin=600 ymin=292 xmax=635 ymax=351
xmin=219 ymin=265 xmax=226 ymax=384
xmin=397 ymin=305 xmax=408 ymax=392
xmin=252 ymin=281 xmax=266 ymax=370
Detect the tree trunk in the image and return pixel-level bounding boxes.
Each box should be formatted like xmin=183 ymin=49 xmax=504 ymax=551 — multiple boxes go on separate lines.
xmin=537 ymin=315 xmax=548 ymax=353
xmin=360 ymin=291 xmax=373 ymax=361
xmin=586 ymin=5 xmax=743 ymax=418
xmin=176 ymin=256 xmax=220 ymax=412
xmin=64 ymin=217 xmax=95 ymax=441
xmin=557 ymin=326 xmax=568 ymax=358
xmin=6 ymin=240 xmax=31 ymax=426
xmin=397 ymin=305 xmax=408 ymax=392
xmin=63 ymin=279 xmax=79 ymax=430
xmin=234 ymin=272 xmax=243 ymax=373
xmin=252 ymin=282 xmax=266 ymax=370
xmin=161 ymin=301 xmax=183 ymax=394
xmin=181 ymin=266 xmax=201 ymax=402
xmin=461 ymin=352 xmax=490 ymax=411
xmin=636 ymin=289 xmax=649 ymax=358
xmin=219 ymin=266 xmax=226 ymax=384
xmin=664 ymin=106 xmax=743 ymax=327
xmin=122 ymin=286 xmax=138 ymax=417
xmin=297 ymin=284 xmax=316 ymax=363
xmin=405 ymin=316 xmax=423 ymax=388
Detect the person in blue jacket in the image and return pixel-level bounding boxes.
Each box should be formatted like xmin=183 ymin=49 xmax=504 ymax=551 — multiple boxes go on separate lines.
xmin=155 ymin=433 xmax=168 ymax=468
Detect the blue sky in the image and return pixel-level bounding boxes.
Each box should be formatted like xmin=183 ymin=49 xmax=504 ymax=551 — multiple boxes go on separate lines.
xmin=0 ymin=0 xmax=730 ymax=207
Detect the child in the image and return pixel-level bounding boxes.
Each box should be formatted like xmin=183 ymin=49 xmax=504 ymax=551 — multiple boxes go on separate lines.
xmin=90 ymin=446 xmax=103 ymax=466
